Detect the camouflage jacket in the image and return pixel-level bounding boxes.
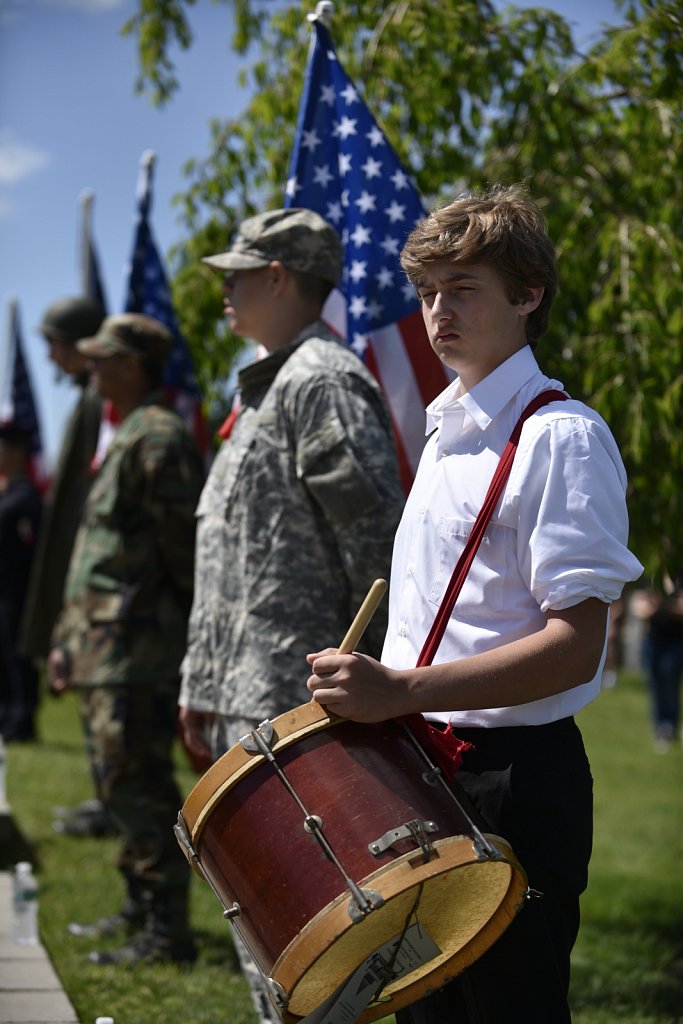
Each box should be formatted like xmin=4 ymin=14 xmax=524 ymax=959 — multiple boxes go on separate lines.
xmin=53 ymin=392 xmax=204 ymax=687
xmin=179 ymin=322 xmax=404 ymax=719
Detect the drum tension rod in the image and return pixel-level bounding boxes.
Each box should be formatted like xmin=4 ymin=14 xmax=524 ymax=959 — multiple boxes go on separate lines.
xmin=174 ymin=812 xmax=242 ymax=920
xmin=400 ymin=725 xmax=501 ymax=862
xmin=241 ymin=719 xmax=385 ymax=924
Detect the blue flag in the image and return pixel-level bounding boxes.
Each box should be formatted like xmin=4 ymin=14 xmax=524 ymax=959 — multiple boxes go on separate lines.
xmin=285 ymin=17 xmax=449 ymax=486
xmin=124 ymin=151 xmax=209 ymax=458
xmin=1 ymin=300 xmax=46 ymax=486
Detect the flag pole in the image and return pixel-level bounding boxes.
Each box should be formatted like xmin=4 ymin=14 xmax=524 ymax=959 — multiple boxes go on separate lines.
xmin=0 ymin=297 xmax=17 ymax=421
xmin=308 ymin=0 xmax=333 ymax=26
xmin=140 ymin=149 xmax=156 ymax=197
xmin=79 ymin=189 xmax=94 ymax=294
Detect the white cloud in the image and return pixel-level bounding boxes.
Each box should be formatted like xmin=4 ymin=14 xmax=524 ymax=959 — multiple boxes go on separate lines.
xmin=0 ymin=130 xmax=50 ymax=185
xmin=0 ymin=0 xmax=125 ymax=19
xmin=44 ymin=0 xmax=125 ymax=9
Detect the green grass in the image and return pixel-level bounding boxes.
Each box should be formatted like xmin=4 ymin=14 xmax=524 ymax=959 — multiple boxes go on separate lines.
xmin=2 ymin=672 xmax=682 ymax=1024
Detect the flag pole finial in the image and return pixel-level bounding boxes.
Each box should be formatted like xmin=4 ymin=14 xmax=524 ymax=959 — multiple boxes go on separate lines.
xmin=308 ymin=1 xmax=333 ymax=27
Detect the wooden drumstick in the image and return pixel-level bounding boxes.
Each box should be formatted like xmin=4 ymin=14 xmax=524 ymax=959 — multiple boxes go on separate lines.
xmin=337 ymin=579 xmax=388 ymax=655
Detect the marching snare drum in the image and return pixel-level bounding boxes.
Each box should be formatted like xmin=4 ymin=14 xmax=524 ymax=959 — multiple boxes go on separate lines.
xmin=175 ymin=701 xmax=527 ymax=1023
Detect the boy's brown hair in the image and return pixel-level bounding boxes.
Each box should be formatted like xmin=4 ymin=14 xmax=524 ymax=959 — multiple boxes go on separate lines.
xmin=400 ymin=184 xmax=558 ymax=347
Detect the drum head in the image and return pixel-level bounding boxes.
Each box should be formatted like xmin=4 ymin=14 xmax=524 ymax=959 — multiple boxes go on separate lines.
xmin=275 ymin=834 xmax=526 ymax=1022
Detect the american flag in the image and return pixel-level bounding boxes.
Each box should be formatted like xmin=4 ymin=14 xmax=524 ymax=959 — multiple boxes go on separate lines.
xmin=285 ymin=16 xmax=450 ymax=490
xmin=1 ymin=299 xmax=47 ymax=488
xmin=124 ymin=150 xmax=210 ymax=461
xmin=92 ymin=153 xmax=210 ymax=467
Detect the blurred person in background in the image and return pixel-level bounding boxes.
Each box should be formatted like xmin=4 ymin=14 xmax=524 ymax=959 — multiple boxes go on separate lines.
xmin=634 ymin=576 xmax=683 ymax=751
xmin=20 ymin=296 xmax=107 ymax=834
xmin=0 ymin=425 xmax=42 ymax=742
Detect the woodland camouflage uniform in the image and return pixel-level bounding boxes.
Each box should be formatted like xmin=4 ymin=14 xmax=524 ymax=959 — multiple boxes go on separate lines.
xmin=54 ymin=386 xmax=204 ymax=959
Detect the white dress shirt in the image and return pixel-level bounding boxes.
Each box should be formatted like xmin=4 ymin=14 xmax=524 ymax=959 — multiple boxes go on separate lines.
xmin=381 ymin=346 xmax=644 ymax=727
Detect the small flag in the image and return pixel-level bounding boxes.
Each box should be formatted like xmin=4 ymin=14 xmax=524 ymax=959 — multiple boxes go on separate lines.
xmin=285 ymin=16 xmax=450 ymax=489
xmin=124 ymin=151 xmax=210 ymax=461
xmin=1 ymin=299 xmax=47 ymax=489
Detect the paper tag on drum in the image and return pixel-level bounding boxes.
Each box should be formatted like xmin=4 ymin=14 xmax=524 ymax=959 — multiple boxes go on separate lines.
xmin=302 ymin=923 xmax=441 ymax=1024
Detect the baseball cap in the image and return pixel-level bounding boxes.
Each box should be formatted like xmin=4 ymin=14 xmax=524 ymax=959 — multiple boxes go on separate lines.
xmin=202 ymin=208 xmax=343 ymax=286
xmin=77 ymin=313 xmax=172 ymax=366
xmin=37 ymin=296 xmax=105 ymax=346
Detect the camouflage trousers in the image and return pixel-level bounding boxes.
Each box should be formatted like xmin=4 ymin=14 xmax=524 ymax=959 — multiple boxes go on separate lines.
xmin=78 ymin=684 xmax=190 ymax=935
xmin=212 ymin=715 xmax=281 ymax=1024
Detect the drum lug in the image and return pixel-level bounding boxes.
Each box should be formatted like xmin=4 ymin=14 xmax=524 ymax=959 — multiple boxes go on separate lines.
xmin=173 ymin=812 xmax=203 ymax=872
xmin=348 ymin=887 xmax=385 ymax=923
xmin=240 ymin=719 xmax=275 ymax=753
xmin=265 ymin=977 xmax=288 ymax=1011
xmin=368 ymin=819 xmax=439 ymax=857
xmin=472 ymin=834 xmax=502 ymax=861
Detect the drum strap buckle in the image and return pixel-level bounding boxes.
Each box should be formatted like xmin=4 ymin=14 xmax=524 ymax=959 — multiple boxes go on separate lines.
xmin=369 ymin=818 xmax=439 ymax=862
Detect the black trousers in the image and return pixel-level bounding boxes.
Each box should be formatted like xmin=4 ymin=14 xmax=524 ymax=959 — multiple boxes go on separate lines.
xmin=397 ymin=718 xmax=593 ymax=1024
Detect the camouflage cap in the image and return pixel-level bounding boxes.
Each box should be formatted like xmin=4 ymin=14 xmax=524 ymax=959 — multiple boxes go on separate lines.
xmin=202 ymin=208 xmax=343 ymax=286
xmin=77 ymin=313 xmax=172 ymax=366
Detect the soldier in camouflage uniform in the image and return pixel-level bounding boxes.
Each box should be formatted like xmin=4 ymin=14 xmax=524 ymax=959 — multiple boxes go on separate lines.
xmin=20 ymin=296 xmax=107 ymax=835
xmin=49 ymin=313 xmax=205 ymax=966
xmin=178 ymin=208 xmax=405 ymax=1020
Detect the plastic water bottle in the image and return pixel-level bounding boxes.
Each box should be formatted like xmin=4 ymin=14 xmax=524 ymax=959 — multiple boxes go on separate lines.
xmin=12 ymin=862 xmax=39 ymax=945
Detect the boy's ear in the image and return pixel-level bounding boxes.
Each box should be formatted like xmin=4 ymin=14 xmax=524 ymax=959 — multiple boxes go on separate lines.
xmin=519 ymin=286 xmax=544 ymax=315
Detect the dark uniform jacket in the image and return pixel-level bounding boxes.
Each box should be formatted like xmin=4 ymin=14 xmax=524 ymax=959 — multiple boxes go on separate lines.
xmin=20 ymin=381 xmax=101 ymax=658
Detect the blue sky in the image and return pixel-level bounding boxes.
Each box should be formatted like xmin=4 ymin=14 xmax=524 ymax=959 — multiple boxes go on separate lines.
xmin=0 ymin=0 xmax=620 ymax=465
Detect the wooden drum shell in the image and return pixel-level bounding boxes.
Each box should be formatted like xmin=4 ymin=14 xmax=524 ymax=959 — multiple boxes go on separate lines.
xmin=178 ymin=703 xmax=527 ymax=1022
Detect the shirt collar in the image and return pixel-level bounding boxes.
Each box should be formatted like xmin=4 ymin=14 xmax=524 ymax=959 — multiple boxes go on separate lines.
xmin=425 ymin=346 xmax=540 ymax=434
xmin=238 ymin=320 xmax=336 ymax=397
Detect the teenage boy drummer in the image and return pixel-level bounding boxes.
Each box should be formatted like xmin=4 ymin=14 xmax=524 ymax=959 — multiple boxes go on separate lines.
xmin=307 ymin=185 xmax=643 ymax=1023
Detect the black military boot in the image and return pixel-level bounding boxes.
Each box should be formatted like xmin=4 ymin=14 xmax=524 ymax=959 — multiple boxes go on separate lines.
xmin=53 ymin=798 xmax=117 ymax=838
xmin=68 ymin=880 xmax=148 ymax=939
xmin=88 ymin=888 xmax=196 ymax=967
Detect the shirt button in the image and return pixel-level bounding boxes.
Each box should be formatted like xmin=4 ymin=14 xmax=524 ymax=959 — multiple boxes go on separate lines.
xmin=399 ymin=624 xmax=408 ymax=637
xmin=407 ymin=562 xmax=415 ymax=575
xmin=442 ymin=448 xmax=449 ymax=457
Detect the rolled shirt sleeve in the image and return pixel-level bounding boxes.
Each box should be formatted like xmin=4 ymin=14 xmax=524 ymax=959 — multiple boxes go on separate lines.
xmin=513 ymin=409 xmax=643 ymax=613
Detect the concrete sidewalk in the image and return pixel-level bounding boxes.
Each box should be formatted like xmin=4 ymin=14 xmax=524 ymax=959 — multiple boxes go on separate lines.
xmin=0 ymin=817 xmax=79 ymax=1024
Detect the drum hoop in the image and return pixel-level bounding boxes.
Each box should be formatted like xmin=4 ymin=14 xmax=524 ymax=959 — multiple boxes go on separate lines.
xmin=182 ymin=701 xmax=340 ymax=844
xmin=271 ymin=833 xmax=526 ymax=1018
